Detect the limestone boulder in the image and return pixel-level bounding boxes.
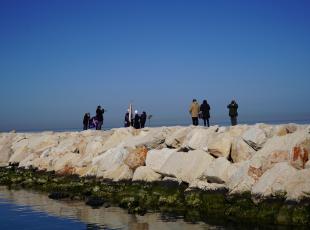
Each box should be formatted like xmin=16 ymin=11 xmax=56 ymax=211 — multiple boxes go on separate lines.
xmin=285 ymin=168 xmax=310 ymax=201
xmin=200 ymin=157 xmax=239 ymax=184
xmin=231 ymin=137 xmax=255 ymax=163
xmin=242 ymin=124 xmax=268 ymax=150
xmin=227 ymin=161 xmax=256 ymax=194
xmin=132 ymin=166 xmax=162 ymax=182
xmin=188 ymin=180 xmax=227 ymax=192
xmin=52 ymin=152 xmax=80 ymax=172
xmin=273 ymin=124 xmax=298 ymax=137
xmin=207 ymin=132 xmax=233 ymax=158
xmin=124 ymin=127 xmax=172 ymax=150
xmin=93 ymin=145 xmax=129 ymax=175
xmin=248 ymin=129 xmax=310 ymax=174
xmin=124 ymin=146 xmax=148 ymax=170
xmin=103 ymin=165 xmax=133 ymax=181
xmin=289 ymin=138 xmax=310 ymax=169
xmin=165 ymin=126 xmax=191 ymax=148
xmin=0 ymin=134 xmax=15 ymax=166
xmin=9 ymin=138 xmax=31 ymax=164
xmin=228 ymin=125 xmax=249 ymax=137
xmin=101 ymin=128 xmax=133 ymax=152
xmin=182 ymin=126 xmax=218 ymax=150
xmin=158 ymin=150 xmax=214 ymax=183
xmin=252 ymin=162 xmax=297 ymax=198
xmin=85 ymin=139 xmax=104 ymax=156
xmin=145 ymin=148 xmax=176 ymax=172
xmin=27 ymin=133 xmax=59 ymax=153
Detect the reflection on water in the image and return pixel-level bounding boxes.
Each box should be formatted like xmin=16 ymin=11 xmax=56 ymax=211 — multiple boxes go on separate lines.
xmin=0 ymin=186 xmax=223 ymax=230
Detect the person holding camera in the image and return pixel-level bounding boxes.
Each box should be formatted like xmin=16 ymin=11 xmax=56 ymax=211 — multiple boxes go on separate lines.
xmin=227 ymin=100 xmax=238 ymax=126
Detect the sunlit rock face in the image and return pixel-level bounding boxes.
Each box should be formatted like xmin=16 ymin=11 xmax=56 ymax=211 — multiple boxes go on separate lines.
xmin=1 ymin=123 xmax=310 ymax=201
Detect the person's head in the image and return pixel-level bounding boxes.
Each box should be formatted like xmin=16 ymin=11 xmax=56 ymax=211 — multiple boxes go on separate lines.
xmin=97 ymin=105 xmax=101 ymax=109
xmin=231 ymin=100 xmax=236 ymax=104
xmin=203 ymin=100 xmax=207 ymax=104
xmin=135 ymin=110 xmax=138 ymax=114
xmin=192 ymin=99 xmax=197 ymax=102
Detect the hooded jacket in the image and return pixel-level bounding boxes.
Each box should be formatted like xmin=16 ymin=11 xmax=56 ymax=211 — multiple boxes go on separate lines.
xmin=189 ymin=101 xmax=200 ymax=118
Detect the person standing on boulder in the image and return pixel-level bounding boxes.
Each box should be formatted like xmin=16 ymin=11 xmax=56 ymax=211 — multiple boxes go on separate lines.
xmin=96 ymin=105 xmax=105 ymax=130
xmin=200 ymin=100 xmax=211 ymax=127
xmin=189 ymin=99 xmax=200 ymax=126
xmin=140 ymin=111 xmax=147 ymax=128
xmin=227 ymin=100 xmax=238 ymax=126
xmin=133 ymin=110 xmax=141 ymax=129
xmin=83 ymin=113 xmax=90 ymax=130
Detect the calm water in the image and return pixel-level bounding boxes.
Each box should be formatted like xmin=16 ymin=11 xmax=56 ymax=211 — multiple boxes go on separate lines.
xmin=0 ymin=186 xmax=226 ymax=230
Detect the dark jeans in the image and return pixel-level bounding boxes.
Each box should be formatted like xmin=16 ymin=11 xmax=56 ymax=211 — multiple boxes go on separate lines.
xmin=230 ymin=117 xmax=237 ymax=126
xmin=192 ymin=117 xmax=198 ymax=126
xmin=96 ymin=121 xmax=103 ymax=130
xmin=203 ymin=118 xmax=210 ymax=127
xmin=83 ymin=125 xmax=88 ymax=130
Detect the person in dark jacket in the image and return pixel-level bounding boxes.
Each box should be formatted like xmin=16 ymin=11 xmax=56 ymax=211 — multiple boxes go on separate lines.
xmin=200 ymin=100 xmax=211 ymax=127
xmin=140 ymin=111 xmax=147 ymax=128
xmin=124 ymin=110 xmax=131 ymax=127
xmin=133 ymin=110 xmax=141 ymax=129
xmin=96 ymin=105 xmax=105 ymax=130
xmin=227 ymin=100 xmax=238 ymax=126
xmin=83 ymin=113 xmax=90 ymax=130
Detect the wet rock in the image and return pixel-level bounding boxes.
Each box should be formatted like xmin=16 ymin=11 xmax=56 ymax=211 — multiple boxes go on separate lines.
xmin=48 ymin=192 xmax=70 ymax=200
xmin=85 ymin=196 xmax=105 ymax=208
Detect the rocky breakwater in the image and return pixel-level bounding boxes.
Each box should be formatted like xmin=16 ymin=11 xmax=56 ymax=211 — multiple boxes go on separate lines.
xmin=0 ymin=124 xmax=310 ymax=226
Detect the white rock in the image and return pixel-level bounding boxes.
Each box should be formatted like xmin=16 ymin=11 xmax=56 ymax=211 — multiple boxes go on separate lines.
xmin=242 ymin=124 xmax=268 ymax=150
xmin=201 ymin=157 xmax=238 ymax=184
xmin=93 ymin=145 xmax=129 ymax=175
xmin=207 ymin=132 xmax=233 ymax=158
xmin=158 ymin=150 xmax=214 ymax=183
xmin=252 ymin=162 xmax=297 ymax=198
xmin=132 ymin=166 xmax=162 ymax=182
xmin=188 ymin=180 xmax=227 ymax=191
xmin=182 ymin=126 xmax=218 ymax=150
xmin=145 ymin=148 xmax=176 ymax=172
xmin=285 ymin=168 xmax=310 ymax=201
xmin=227 ymin=161 xmax=256 ymax=194
xmin=103 ymin=164 xmax=133 ymax=181
xmin=165 ymin=127 xmax=191 ymax=148
xmin=231 ymin=137 xmax=255 ymax=163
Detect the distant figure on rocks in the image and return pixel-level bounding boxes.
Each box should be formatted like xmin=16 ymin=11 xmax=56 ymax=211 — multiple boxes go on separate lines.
xmin=200 ymin=100 xmax=211 ymax=127
xmin=124 ymin=110 xmax=131 ymax=127
xmin=189 ymin=99 xmax=200 ymax=126
xmin=83 ymin=113 xmax=90 ymax=130
xmin=227 ymin=100 xmax=238 ymax=126
xmin=134 ymin=110 xmax=141 ymax=129
xmin=96 ymin=105 xmax=105 ymax=130
xmin=140 ymin=111 xmax=147 ymax=128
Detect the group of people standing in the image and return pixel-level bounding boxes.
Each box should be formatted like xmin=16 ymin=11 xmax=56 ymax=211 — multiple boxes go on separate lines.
xmin=83 ymin=105 xmax=105 ymax=130
xmin=189 ymin=99 xmax=239 ymax=127
xmin=125 ymin=110 xmax=147 ymax=129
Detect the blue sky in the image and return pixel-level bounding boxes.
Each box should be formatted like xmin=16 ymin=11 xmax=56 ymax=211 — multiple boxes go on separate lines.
xmin=0 ymin=0 xmax=309 ymax=131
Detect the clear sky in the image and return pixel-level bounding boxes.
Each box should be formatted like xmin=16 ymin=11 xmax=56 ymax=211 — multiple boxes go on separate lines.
xmin=0 ymin=0 xmax=309 ymax=131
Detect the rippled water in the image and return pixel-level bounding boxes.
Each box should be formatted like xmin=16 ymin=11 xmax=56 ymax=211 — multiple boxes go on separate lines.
xmin=0 ymin=186 xmax=227 ymax=230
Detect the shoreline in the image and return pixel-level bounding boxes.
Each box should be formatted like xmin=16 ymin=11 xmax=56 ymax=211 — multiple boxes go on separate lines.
xmin=0 ymin=123 xmax=310 ymax=226
xmin=1 ymin=166 xmax=310 ymax=227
